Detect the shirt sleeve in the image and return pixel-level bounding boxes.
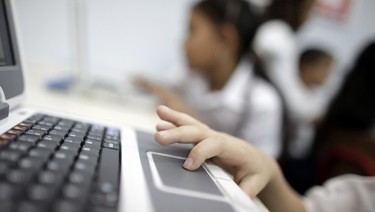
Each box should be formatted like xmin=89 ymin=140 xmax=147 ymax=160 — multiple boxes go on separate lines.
xmin=238 ymin=81 xmax=283 ymax=158
xmin=303 ymin=175 xmax=375 ymax=212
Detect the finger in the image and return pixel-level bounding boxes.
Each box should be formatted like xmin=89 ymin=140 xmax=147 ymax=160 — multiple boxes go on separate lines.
xmin=182 ymin=136 xmax=224 ymax=170
xmin=154 ymin=125 xmax=210 ymax=146
xmin=156 ymin=122 xmax=176 ymax=131
xmin=238 ymin=175 xmax=266 ymax=198
xmin=156 ymin=105 xmax=203 ymax=127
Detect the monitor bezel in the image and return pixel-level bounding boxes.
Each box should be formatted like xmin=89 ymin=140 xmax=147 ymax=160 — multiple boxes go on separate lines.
xmin=0 ymin=0 xmax=25 ymax=109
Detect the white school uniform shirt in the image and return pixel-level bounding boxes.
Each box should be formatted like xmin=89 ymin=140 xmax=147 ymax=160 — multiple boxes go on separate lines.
xmin=304 ymin=175 xmax=375 ymax=212
xmin=174 ymin=59 xmax=283 ymax=158
xmin=254 ymin=20 xmax=307 ymax=119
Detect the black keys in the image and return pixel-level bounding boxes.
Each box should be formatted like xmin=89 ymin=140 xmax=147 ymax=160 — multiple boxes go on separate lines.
xmin=0 ymin=113 xmax=122 ymax=212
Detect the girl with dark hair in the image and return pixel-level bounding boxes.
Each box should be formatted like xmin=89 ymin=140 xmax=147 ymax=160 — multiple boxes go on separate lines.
xmin=137 ymin=0 xmax=283 ymax=158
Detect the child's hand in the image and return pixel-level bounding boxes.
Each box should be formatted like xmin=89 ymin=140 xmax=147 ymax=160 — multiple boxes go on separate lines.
xmin=154 ymin=105 xmax=276 ymax=198
xmin=134 ymin=78 xmax=197 ymax=118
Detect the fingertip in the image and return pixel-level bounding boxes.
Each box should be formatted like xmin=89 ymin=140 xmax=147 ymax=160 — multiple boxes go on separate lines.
xmin=154 ymin=130 xmax=169 ymax=146
xmin=154 ymin=131 xmax=167 ymax=146
xmin=182 ymin=158 xmax=194 ymax=170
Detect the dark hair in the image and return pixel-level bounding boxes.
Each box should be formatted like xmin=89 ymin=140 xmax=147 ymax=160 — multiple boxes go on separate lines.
xmin=264 ymin=0 xmax=315 ymax=31
xmin=193 ymin=0 xmax=261 ymax=58
xmin=324 ymin=42 xmax=375 ymax=130
xmin=299 ymin=49 xmax=332 ymax=66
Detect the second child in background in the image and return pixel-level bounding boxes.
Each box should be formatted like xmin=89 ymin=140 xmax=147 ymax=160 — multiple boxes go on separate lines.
xmin=136 ymin=0 xmax=283 ymax=158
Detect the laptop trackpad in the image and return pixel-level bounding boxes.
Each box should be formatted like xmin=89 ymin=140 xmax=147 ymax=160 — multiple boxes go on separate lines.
xmin=147 ymin=152 xmax=224 ymax=200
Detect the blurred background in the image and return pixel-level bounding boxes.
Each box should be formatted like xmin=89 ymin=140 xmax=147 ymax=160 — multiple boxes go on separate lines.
xmin=14 ymin=0 xmax=375 ymax=91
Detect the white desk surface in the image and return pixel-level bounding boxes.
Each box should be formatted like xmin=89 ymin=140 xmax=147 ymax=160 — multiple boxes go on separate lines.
xmin=23 ymin=62 xmax=269 ymax=212
xmin=23 ymin=63 xmax=160 ymax=132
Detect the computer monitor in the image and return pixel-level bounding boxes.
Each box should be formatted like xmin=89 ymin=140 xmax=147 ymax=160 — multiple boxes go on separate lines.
xmin=0 ymin=0 xmax=24 ymax=108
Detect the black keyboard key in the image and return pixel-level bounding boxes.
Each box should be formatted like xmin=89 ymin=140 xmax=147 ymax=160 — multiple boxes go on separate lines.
xmin=71 ymin=128 xmax=88 ymax=135
xmin=25 ymin=129 xmax=47 ymax=138
xmin=0 ymin=201 xmax=14 ymax=212
xmin=54 ymin=150 xmax=77 ymax=161
xmin=47 ymin=159 xmax=72 ymax=174
xmin=29 ymin=147 xmax=53 ymax=160
xmin=43 ymin=135 xmax=64 ymax=144
xmin=97 ymin=148 xmax=120 ymax=192
xmin=18 ymin=135 xmax=40 ymax=143
xmin=56 ymin=120 xmax=74 ymax=129
xmin=38 ymin=170 xmax=64 ymax=186
xmin=9 ymin=141 xmax=34 ymax=152
xmin=49 ymin=130 xmax=68 ymax=138
xmin=64 ymin=136 xmax=84 ymax=145
xmin=38 ymin=121 xmax=55 ymax=128
xmin=68 ymin=171 xmax=88 ymax=184
xmin=18 ymin=157 xmax=45 ymax=171
xmin=104 ymin=135 xmax=119 ymax=141
xmin=0 ymin=149 xmax=24 ymax=163
xmin=74 ymin=161 xmax=96 ymax=175
xmin=78 ymin=153 xmax=99 ymax=165
xmin=59 ymin=143 xmax=80 ymax=154
xmin=6 ymin=168 xmax=35 ymax=184
xmin=15 ymin=201 xmax=46 ymax=212
xmin=0 ymin=182 xmax=15 ymax=200
xmin=103 ymin=142 xmax=119 ymax=151
xmin=32 ymin=125 xmax=49 ymax=132
xmin=0 ymin=161 xmax=10 ymax=177
xmin=37 ymin=140 xmax=59 ymax=150
xmin=81 ymin=146 xmax=100 ymax=157
xmin=53 ymin=200 xmax=81 ymax=212
xmin=27 ymin=184 xmax=56 ymax=202
xmin=84 ymin=139 xmax=102 ymax=146
xmin=86 ymin=136 xmax=102 ymax=142
xmin=84 ymin=139 xmax=101 ymax=147
xmin=103 ymin=139 xmax=120 ymax=145
xmin=68 ymin=132 xmax=86 ymax=138
xmin=53 ymin=125 xmax=71 ymax=132
xmin=62 ymin=183 xmax=84 ymax=200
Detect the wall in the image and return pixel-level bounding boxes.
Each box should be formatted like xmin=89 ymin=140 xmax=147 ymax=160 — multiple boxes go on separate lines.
xmin=14 ymin=0 xmax=375 ymax=87
xmin=14 ymin=0 xmax=194 ymax=87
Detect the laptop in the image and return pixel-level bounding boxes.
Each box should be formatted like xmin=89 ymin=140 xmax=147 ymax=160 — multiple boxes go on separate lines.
xmin=0 ymin=0 xmax=260 ymax=211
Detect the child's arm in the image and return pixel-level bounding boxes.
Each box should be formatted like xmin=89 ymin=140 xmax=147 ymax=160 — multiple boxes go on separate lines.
xmin=154 ymin=105 xmax=305 ymax=212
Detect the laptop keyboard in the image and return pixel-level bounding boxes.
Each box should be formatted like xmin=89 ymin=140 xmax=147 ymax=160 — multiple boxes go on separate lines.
xmin=0 ymin=113 xmax=121 ymax=212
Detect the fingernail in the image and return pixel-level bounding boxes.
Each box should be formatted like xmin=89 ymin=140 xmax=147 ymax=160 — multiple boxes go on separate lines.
xmin=183 ymin=158 xmax=194 ymax=170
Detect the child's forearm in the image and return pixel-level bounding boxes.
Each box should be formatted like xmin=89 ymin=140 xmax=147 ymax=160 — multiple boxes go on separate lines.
xmin=258 ymin=161 xmax=305 ymax=212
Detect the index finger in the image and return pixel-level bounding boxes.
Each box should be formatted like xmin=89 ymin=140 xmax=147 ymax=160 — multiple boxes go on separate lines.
xmin=156 ymin=105 xmax=204 ymax=127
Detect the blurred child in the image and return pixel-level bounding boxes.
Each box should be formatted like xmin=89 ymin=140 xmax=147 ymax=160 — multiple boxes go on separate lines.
xmin=136 ymin=0 xmax=283 ymax=158
xmin=299 ymin=48 xmax=333 ymax=89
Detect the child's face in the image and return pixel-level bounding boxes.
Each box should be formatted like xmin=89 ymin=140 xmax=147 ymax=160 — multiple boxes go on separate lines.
xmin=184 ymin=10 xmax=226 ymax=73
xmin=300 ymin=56 xmax=333 ymax=88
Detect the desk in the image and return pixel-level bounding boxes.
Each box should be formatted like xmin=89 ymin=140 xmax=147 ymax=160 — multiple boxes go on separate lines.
xmin=23 ymin=62 xmax=269 ymax=212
